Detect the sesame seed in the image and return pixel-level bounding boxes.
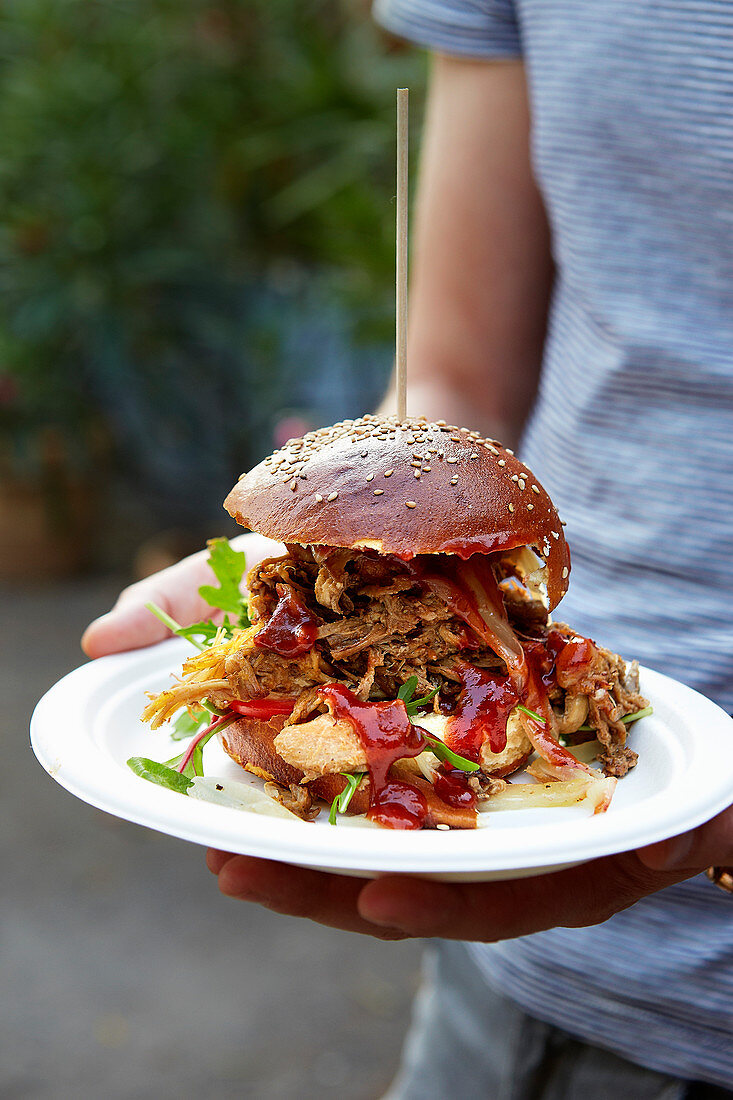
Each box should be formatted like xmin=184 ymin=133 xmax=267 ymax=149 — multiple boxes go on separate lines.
xmin=518 ymin=478 xmax=525 ymax=489
xmin=361 ymin=450 xmax=368 ymax=458
xmin=508 ymin=503 xmax=515 ymax=513
xmin=511 ymin=474 xmax=519 ymax=482
xmin=366 ymin=473 xmax=374 ymax=482
xmin=531 ymin=485 xmax=540 ymax=494
xmin=384 ymin=469 xmax=393 ymax=478
xmin=405 ymin=501 xmax=417 ymax=508
xmin=414 ymin=470 xmax=421 ymax=478
xmin=447 ymin=457 xmax=458 ymax=464
xmin=450 ymin=476 xmax=458 ymax=485
xmin=315 ymin=494 xmax=323 ymax=503
xmin=470 ymin=453 xmax=478 ymax=460
xmin=423 ymin=465 xmax=431 ymax=472
xmin=374 ymin=488 xmax=384 ymax=495
xmin=498 ymin=459 xmax=506 ymax=467
xmin=506 ymin=448 xmax=515 ymax=455
xmin=290 ymin=481 xmax=297 ymax=491
xmin=436 ymin=419 xmax=447 ymax=426
xmin=562 ymin=567 xmax=569 ymax=579
xmin=327 ymin=491 xmax=338 ymax=502
xmin=436 ymin=823 xmax=450 ymax=831
xmin=527 ymin=503 xmax=534 ymax=511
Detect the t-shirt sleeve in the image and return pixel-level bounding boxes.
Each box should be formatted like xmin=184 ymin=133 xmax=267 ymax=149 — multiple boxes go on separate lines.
xmin=373 ymin=0 xmax=521 ymax=59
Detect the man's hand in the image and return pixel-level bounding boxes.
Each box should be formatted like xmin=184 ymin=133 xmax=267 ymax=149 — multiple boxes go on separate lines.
xmin=81 ymin=532 xmax=282 ymax=657
xmin=82 ymin=536 xmax=731 ymax=940
xmin=205 ymin=810 xmax=733 ymax=941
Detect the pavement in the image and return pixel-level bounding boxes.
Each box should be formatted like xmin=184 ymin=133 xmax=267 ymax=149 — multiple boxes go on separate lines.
xmin=3 ymin=577 xmax=422 ymax=1100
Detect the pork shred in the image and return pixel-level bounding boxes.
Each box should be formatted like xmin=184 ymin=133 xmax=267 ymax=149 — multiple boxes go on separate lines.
xmin=230 ymin=546 xmax=646 ymax=777
xmin=245 ymin=546 xmax=489 ymax=701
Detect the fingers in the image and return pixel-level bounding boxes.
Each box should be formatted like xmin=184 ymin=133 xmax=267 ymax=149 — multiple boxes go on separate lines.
xmin=210 ymin=854 xmax=408 ymax=939
xmin=637 ymin=805 xmax=733 ymax=873
xmin=357 ymin=850 xmax=693 ymax=941
xmin=201 ymin=809 xmax=733 ymax=944
xmin=206 ymin=848 xmax=238 ymax=875
xmin=81 ymin=533 xmax=285 ymax=659
xmin=81 ymin=549 xmax=213 ymax=657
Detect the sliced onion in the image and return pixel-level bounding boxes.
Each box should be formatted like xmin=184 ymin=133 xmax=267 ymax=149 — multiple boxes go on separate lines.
xmin=453 ymin=557 xmax=527 ymax=682
xmin=414 ymin=750 xmax=440 ymax=783
xmin=482 ymin=771 xmax=615 ymax=814
xmin=482 ymin=775 xmax=593 ymax=811
xmin=516 ymin=709 xmax=594 ymax=778
xmin=187 ymin=776 xmax=301 ymax=819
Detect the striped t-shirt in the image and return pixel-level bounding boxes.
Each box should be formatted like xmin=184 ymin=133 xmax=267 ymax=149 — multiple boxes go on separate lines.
xmin=374 ymin=0 xmax=733 ymax=1089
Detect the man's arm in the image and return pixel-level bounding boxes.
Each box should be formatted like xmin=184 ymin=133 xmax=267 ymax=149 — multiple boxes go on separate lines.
xmin=380 ymin=55 xmax=553 ymax=447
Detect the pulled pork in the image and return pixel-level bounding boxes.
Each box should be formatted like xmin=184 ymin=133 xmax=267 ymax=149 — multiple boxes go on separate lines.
xmin=143 ymin=544 xmax=647 ymax=780
xmin=246 ymin=546 xmax=485 ymax=700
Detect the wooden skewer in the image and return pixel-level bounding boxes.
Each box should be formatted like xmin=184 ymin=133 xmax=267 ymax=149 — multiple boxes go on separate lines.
xmin=396 ymin=88 xmax=409 ymax=421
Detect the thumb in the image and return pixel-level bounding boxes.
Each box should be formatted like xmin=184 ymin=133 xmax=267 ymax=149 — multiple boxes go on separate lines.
xmin=81 ymin=601 xmax=174 ymax=658
xmin=637 ymin=805 xmax=733 ymax=873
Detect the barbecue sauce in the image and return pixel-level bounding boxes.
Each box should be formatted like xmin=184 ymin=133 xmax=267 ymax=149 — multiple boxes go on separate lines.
xmin=318 ymin=683 xmax=428 ymax=829
xmin=556 ymin=635 xmax=596 ymax=687
xmin=523 ymin=629 xmax=566 ymax=691
xmin=523 ymin=630 xmax=596 ymax=691
xmin=445 ymin=664 xmax=520 ymax=760
xmin=253 ymin=583 xmax=320 ymax=658
xmin=433 ymin=768 xmax=477 ymax=810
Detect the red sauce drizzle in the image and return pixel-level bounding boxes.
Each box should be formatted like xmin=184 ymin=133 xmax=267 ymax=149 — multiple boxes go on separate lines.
xmin=318 ymin=683 xmax=428 ymax=829
xmin=433 ymin=768 xmax=477 ymax=810
xmin=445 ymin=664 xmax=520 ymax=760
xmin=523 ymin=629 xmax=566 ymax=692
xmin=253 ymin=583 xmax=320 ymax=658
xmin=556 ymin=635 xmax=596 ymax=688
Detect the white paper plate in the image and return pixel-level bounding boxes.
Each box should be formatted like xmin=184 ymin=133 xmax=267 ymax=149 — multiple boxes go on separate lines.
xmin=31 ymin=638 xmax=733 ymax=881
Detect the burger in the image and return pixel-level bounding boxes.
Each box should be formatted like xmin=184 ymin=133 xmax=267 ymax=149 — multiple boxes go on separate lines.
xmin=142 ymin=415 xmax=649 ymax=829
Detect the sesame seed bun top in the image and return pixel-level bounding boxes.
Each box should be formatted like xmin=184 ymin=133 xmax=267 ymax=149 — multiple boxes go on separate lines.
xmin=224 ymin=415 xmax=571 ymax=609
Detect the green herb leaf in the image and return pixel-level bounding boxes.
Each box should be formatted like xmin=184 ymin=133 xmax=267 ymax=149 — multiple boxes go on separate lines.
xmin=145 ymin=601 xmax=207 ymax=652
xmin=174 ymin=620 xmax=222 ymax=647
xmin=620 ymin=705 xmax=653 ymax=723
xmin=329 ymin=772 xmax=364 ymax=824
xmin=422 ymin=735 xmax=480 ymax=773
xmin=166 ymin=715 xmax=236 ymax=779
xmin=171 ymin=707 xmax=210 ymax=741
xmin=127 ymin=757 xmax=193 ymax=794
xmin=575 ymin=705 xmax=654 ymax=734
xmin=405 ymin=685 xmax=439 ymax=716
xmin=198 ymin=538 xmax=250 ymax=624
xmin=516 ymin=703 xmax=546 ymax=724
xmin=397 ymin=675 xmax=418 ymax=704
xmin=397 ymin=675 xmax=439 ymax=716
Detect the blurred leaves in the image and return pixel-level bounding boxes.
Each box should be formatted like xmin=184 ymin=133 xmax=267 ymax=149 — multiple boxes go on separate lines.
xmin=0 ymin=0 xmax=425 ymax=496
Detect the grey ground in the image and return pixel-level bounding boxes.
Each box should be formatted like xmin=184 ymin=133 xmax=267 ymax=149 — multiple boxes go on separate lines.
xmin=3 ymin=578 xmax=422 ymax=1100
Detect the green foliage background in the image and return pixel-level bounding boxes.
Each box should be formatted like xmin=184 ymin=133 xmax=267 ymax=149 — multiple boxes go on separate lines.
xmin=0 ymin=0 xmax=425 ymax=512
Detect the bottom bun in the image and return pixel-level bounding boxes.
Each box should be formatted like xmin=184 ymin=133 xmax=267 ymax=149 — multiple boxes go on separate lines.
xmin=219 ymin=716 xmax=477 ymax=828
